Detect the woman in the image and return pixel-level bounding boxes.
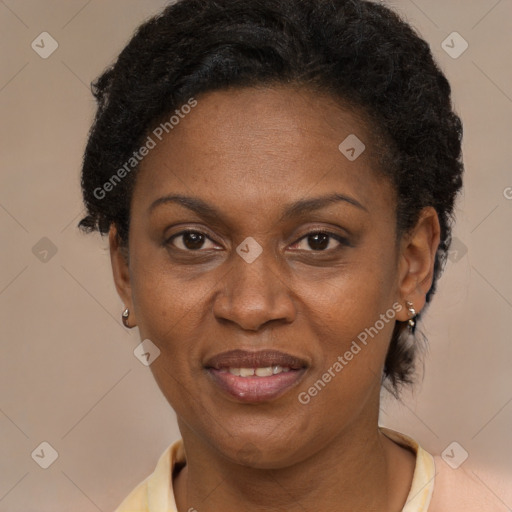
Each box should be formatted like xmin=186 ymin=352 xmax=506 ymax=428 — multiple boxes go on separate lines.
xmin=79 ymin=0 xmax=505 ymax=510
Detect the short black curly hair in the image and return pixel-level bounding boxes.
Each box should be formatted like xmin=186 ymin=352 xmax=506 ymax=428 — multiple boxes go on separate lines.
xmin=79 ymin=0 xmax=463 ymax=394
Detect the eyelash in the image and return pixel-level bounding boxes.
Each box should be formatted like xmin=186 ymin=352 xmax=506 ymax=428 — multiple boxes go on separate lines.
xmin=166 ymin=229 xmax=350 ymax=253
xmin=289 ymin=230 xmax=350 ymax=251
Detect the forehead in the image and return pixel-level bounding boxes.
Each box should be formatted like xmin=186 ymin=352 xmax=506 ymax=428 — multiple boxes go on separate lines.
xmin=133 ymin=86 xmax=394 ymax=224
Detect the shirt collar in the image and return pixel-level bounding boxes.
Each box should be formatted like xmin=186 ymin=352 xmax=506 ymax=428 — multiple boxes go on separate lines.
xmin=380 ymin=427 xmax=436 ymax=511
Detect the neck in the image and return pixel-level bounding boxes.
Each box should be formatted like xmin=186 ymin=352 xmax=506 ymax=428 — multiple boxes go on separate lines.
xmin=174 ymin=417 xmax=414 ymax=512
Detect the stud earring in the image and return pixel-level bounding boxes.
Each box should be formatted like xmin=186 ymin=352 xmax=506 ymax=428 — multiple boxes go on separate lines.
xmin=405 ymin=301 xmax=416 ymax=333
xmin=122 ymin=307 xmax=131 ymax=328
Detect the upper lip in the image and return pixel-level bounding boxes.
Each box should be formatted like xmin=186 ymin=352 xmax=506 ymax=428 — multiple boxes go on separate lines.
xmin=204 ymin=349 xmax=308 ymax=370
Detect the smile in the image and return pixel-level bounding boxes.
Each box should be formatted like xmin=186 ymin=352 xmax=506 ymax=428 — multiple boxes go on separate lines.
xmin=204 ymin=350 xmax=308 ymax=403
xmin=219 ymin=366 xmax=291 ymax=377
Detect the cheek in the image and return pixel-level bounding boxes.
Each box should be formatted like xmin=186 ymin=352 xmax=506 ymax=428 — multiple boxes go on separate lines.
xmin=129 ymin=277 xmax=198 ymax=400
xmin=130 ymin=250 xmax=208 ymax=335
xmin=295 ymin=250 xmax=398 ymax=336
xmin=296 ymin=292 xmax=397 ymax=427
xmin=129 ymin=265 xmax=210 ymax=408
xmin=293 ymin=247 xmax=399 ymax=389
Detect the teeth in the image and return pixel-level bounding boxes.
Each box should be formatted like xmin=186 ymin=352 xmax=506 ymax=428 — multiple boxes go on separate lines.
xmin=226 ymin=366 xmax=291 ymax=377
xmin=255 ymin=367 xmax=273 ymax=377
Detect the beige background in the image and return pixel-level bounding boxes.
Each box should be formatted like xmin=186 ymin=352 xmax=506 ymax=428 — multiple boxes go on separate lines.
xmin=1 ymin=0 xmax=511 ymax=510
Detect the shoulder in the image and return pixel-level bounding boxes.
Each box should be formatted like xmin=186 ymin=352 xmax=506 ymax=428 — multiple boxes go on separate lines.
xmin=113 ymin=439 xmax=183 ymax=512
xmin=113 ymin=478 xmax=149 ymax=512
xmin=380 ymin=427 xmax=510 ymax=512
xmin=428 ymin=456 xmax=510 ymax=512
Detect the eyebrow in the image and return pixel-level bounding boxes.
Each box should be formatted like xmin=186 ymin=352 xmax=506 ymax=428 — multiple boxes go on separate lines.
xmin=148 ymin=192 xmax=368 ymax=222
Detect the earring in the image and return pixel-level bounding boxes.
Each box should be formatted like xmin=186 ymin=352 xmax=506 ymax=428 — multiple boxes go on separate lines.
xmin=405 ymin=301 xmax=416 ymax=333
xmin=122 ymin=307 xmax=131 ymax=328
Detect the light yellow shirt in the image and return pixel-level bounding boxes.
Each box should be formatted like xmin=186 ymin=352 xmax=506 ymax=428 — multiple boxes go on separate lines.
xmin=113 ymin=428 xmax=509 ymax=512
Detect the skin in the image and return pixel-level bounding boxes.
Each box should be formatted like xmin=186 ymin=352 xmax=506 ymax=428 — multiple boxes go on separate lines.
xmin=110 ymin=86 xmax=440 ymax=512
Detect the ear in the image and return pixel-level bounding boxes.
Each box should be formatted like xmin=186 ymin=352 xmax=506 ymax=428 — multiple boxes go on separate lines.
xmin=395 ymin=207 xmax=441 ymax=322
xmin=109 ymin=225 xmax=137 ymax=327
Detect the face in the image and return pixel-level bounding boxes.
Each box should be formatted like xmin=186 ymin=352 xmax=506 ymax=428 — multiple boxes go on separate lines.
xmin=111 ymin=86 xmax=437 ymax=468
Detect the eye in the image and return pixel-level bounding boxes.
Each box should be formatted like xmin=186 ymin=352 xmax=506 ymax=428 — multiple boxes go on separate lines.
xmin=289 ymin=231 xmax=348 ymax=252
xmin=167 ymin=230 xmax=220 ymax=251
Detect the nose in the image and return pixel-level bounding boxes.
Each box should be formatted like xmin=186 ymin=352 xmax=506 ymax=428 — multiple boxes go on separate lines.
xmin=212 ymin=250 xmax=297 ymax=331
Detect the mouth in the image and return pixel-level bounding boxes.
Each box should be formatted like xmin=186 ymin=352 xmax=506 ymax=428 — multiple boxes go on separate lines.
xmin=204 ymin=349 xmax=308 ymax=403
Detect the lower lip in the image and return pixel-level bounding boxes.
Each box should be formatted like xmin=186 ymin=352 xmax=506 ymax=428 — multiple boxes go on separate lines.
xmin=207 ymin=368 xmax=306 ymax=403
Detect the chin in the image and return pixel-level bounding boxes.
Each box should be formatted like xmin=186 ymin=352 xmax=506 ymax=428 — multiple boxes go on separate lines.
xmin=210 ymin=429 xmax=307 ymax=470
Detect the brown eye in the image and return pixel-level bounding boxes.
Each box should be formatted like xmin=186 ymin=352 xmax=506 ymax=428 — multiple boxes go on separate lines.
xmin=168 ymin=231 xmax=217 ymax=251
xmin=307 ymin=232 xmax=330 ymax=251
xmin=290 ymin=231 xmax=348 ymax=252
